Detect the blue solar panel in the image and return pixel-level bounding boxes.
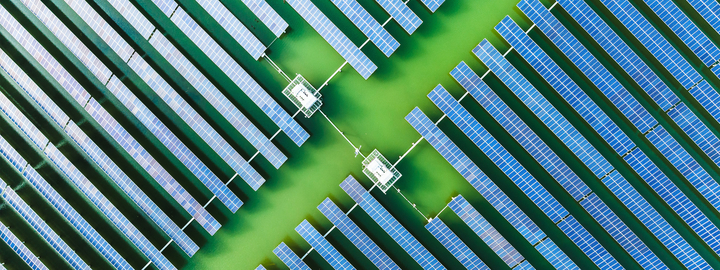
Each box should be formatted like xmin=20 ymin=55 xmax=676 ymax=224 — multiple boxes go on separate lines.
xmin=405 ymin=109 xmax=577 ymax=269
xmin=296 ymin=220 xmax=355 ymax=270
xmin=643 ymin=0 xmax=720 ymax=66
xmin=340 ymin=176 xmax=446 ymax=269
xmin=317 ymin=198 xmax=399 ymax=270
xmin=429 ymin=85 xmax=568 ymax=223
xmin=448 ymin=195 xmax=524 ymax=268
xmin=518 ymin=0 xmax=658 ymax=134
xmin=691 ymin=76 xmax=720 ymax=124
xmin=556 ymin=0 xmax=680 ymax=111
xmin=494 ymin=16 xmax=635 ymax=156
xmin=127 ymin=53 xmax=264 ymax=191
xmin=0 ymin=138 xmax=132 ymax=269
xmin=514 ymin=261 xmax=533 ymax=270
xmin=669 ymin=102 xmax=720 ymax=166
xmin=240 ymin=0 xmax=288 ymax=37
xmin=557 ymin=216 xmax=621 ymax=269
xmin=426 ymin=217 xmax=488 ymax=269
xmin=160 ymin=6 xmax=309 ymax=146
xmin=595 ymin=0 xmax=703 ymax=88
xmin=473 ymin=39 xmax=615 ymax=177
xmin=274 ymin=242 xmax=311 ymax=270
xmin=255 ymin=265 xmax=267 ymax=270
xmin=286 ymin=0 xmax=377 ymax=79
xmin=1 ymin=184 xmax=90 ymax=269
xmin=686 ymin=0 xmax=720 ymax=48
xmin=0 ymin=221 xmax=47 ymax=270
xmin=195 ymin=0 xmax=267 ymax=59
xmin=331 ymin=0 xmax=400 ymax=57
xmin=419 ymin=0 xmax=444 ymax=13
xmin=375 ymin=0 xmax=422 ymax=34
xmin=149 ymin=32 xmax=287 ymax=169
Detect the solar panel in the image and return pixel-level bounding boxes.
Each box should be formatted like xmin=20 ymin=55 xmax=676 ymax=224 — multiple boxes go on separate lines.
xmin=317 ymin=198 xmax=399 ymax=270
xmin=0 ymin=221 xmax=47 ymax=270
xmin=295 ymin=220 xmax=355 ymax=270
xmin=405 ymin=110 xmax=577 ymax=269
xmin=104 ymin=0 xmax=158 ymax=40
xmin=330 ymin=0 xmax=400 ymax=57
xmin=429 ymin=85 xmax=621 ymax=268
xmin=0 ymin=138 xmax=132 ymax=269
xmin=160 ymin=6 xmax=309 ymax=146
xmin=429 ymin=85 xmax=568 ymax=222
xmin=375 ymin=0 xmax=422 ymax=34
xmin=686 ymin=0 xmax=720 ymax=48
xmin=286 ymin=0 xmax=377 ymax=79
xmin=419 ymin=0 xmax=444 ymax=13
xmin=690 ymin=77 xmax=720 ymax=125
xmin=426 ymin=217 xmax=488 ymax=269
xmin=494 ymin=16 xmax=635 ymax=156
xmin=148 ymin=32 xmax=287 ymax=169
xmin=514 ymin=261 xmax=533 ymax=270
xmin=517 ymin=0 xmax=658 ymax=134
xmin=668 ymin=102 xmax=720 ymax=169
xmin=273 ymin=242 xmax=311 ymax=270
xmin=642 ymin=0 xmax=720 ymax=66
xmin=127 ymin=53 xmax=264 ymax=191
xmin=595 ymin=0 xmax=703 ymax=87
xmin=448 ymin=195 xmax=524 ymax=268
xmin=556 ymin=0 xmax=680 ymax=111
xmin=195 ymin=0 xmax=266 ymax=60
xmin=239 ymin=0 xmax=288 ymax=37
xmin=49 ymin=0 xmax=244 ymax=214
xmin=473 ymin=39 xmax=615 ymax=177
xmin=340 ymin=176 xmax=446 ymax=269
xmin=255 ymin=265 xmax=267 ymax=270
xmin=1 ymin=185 xmax=89 ymax=269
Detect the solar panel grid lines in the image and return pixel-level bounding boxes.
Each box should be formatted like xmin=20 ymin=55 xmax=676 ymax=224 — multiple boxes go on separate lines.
xmin=375 ymin=0 xmax=422 ymax=34
xmin=533 ymin=238 xmax=578 ymax=269
xmin=556 ymin=0 xmax=680 ymax=112
xmin=63 ymin=121 xmax=199 ymax=257
xmin=330 ymin=0 xmax=400 ymax=57
xmin=127 ymin=52 xmax=265 ymax=192
xmin=148 ymin=31 xmax=287 ymax=169
xmin=295 ymin=220 xmax=356 ymax=270
xmin=1 ymin=186 xmax=90 ymax=269
xmin=579 ymin=194 xmax=667 ymax=269
xmin=286 ymin=0 xmax=377 ymax=79
xmin=472 ymin=39 xmax=615 ymax=178
xmin=162 ymin=6 xmax=309 ymax=147
xmin=83 ymin=99 xmax=221 ymax=235
xmin=699 ymin=68 xmax=720 ymax=122
xmin=148 ymin=0 xmax=180 ymax=17
xmin=339 ymin=175 xmax=446 ymax=270
xmin=0 ymin=138 xmax=133 ymax=269
xmin=193 ymin=0 xmax=267 ymax=60
xmin=419 ymin=0 xmax=445 ymax=13
xmin=642 ymin=0 xmax=720 ymax=66
xmin=273 ymin=242 xmax=311 ymax=270
xmin=255 ymin=264 xmax=267 ymax=270
xmin=514 ymin=261 xmax=534 ymax=269
xmin=240 ymin=0 xmax=288 ymax=37
xmin=494 ymin=16 xmax=636 ymax=161
xmin=517 ymin=0 xmax=659 ymax=135
xmin=686 ymin=0 xmax=720 ymax=44
xmin=317 ymin=198 xmax=400 ymax=270
xmin=22 ymin=0 xmax=222 ymax=235
xmin=103 ymin=0 xmax=156 ymax=40
xmin=601 ymin=170 xmax=707 ymax=269
xmin=43 ymin=142 xmax=176 ymax=270
xmin=448 ymin=195 xmax=525 ymax=268
xmin=428 ymin=85 xmax=569 ymax=223
xmin=594 ymin=0 xmax=703 ymax=89
xmin=557 ymin=216 xmax=622 ymax=269
xmin=425 ymin=217 xmax=488 ymax=269
xmin=0 ymin=221 xmax=47 ymax=270
xmin=63 ymin=0 xmax=135 ymax=61
xmin=405 ymin=107 xmax=547 ymax=245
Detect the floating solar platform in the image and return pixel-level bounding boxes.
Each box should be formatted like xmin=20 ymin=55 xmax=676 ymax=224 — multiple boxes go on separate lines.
xmin=361 ymin=149 xmax=400 ymax=193
xmin=287 ymin=0 xmax=377 ymax=79
xmin=283 ymin=74 xmax=322 ymax=118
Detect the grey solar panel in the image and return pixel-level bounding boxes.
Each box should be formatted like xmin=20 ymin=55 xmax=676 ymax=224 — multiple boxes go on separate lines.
xmin=195 ymin=0 xmax=267 ymax=60
xmin=287 ymin=0 xmax=377 ymax=79
xmin=240 ymin=0 xmax=288 ymax=37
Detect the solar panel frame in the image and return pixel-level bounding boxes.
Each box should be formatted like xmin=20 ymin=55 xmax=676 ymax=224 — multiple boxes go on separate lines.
xmin=330 ymin=0 xmax=399 ymax=57
xmin=686 ymin=0 xmax=720 ymax=48
xmin=194 ymin=0 xmax=267 ymax=60
xmin=240 ymin=0 xmax=288 ymax=37
xmin=375 ymin=0 xmax=422 ymax=34
xmin=425 ymin=217 xmax=488 ymax=269
xmin=295 ymin=220 xmax=355 ymax=270
xmin=0 ymin=221 xmax=47 ymax=270
xmin=273 ymin=242 xmax=311 ymax=270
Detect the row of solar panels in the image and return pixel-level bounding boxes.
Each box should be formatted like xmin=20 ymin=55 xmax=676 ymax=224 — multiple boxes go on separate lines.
xmin=288 ymin=0 xmax=444 ymax=79
xmin=399 ymin=0 xmax=720 ymax=268
xmin=0 ymin=0 xmax=310 ymax=268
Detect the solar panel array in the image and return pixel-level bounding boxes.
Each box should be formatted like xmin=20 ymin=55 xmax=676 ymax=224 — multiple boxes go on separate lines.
xmin=195 ymin=0 xmax=267 ymax=60
xmin=295 ymin=220 xmax=355 ymax=270
xmin=287 ymin=0 xmax=377 ymax=79
xmin=686 ymin=0 xmax=720 ymax=43
xmin=375 ymin=0 xmax=423 ymax=34
xmin=0 ymin=221 xmax=47 ymax=270
xmin=425 ymin=217 xmax=488 ymax=269
xmin=420 ymin=0 xmax=445 ymax=13
xmin=330 ymin=0 xmax=400 ymax=57
xmin=273 ymin=242 xmax=311 ymax=270
xmin=240 ymin=0 xmax=288 ymax=37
